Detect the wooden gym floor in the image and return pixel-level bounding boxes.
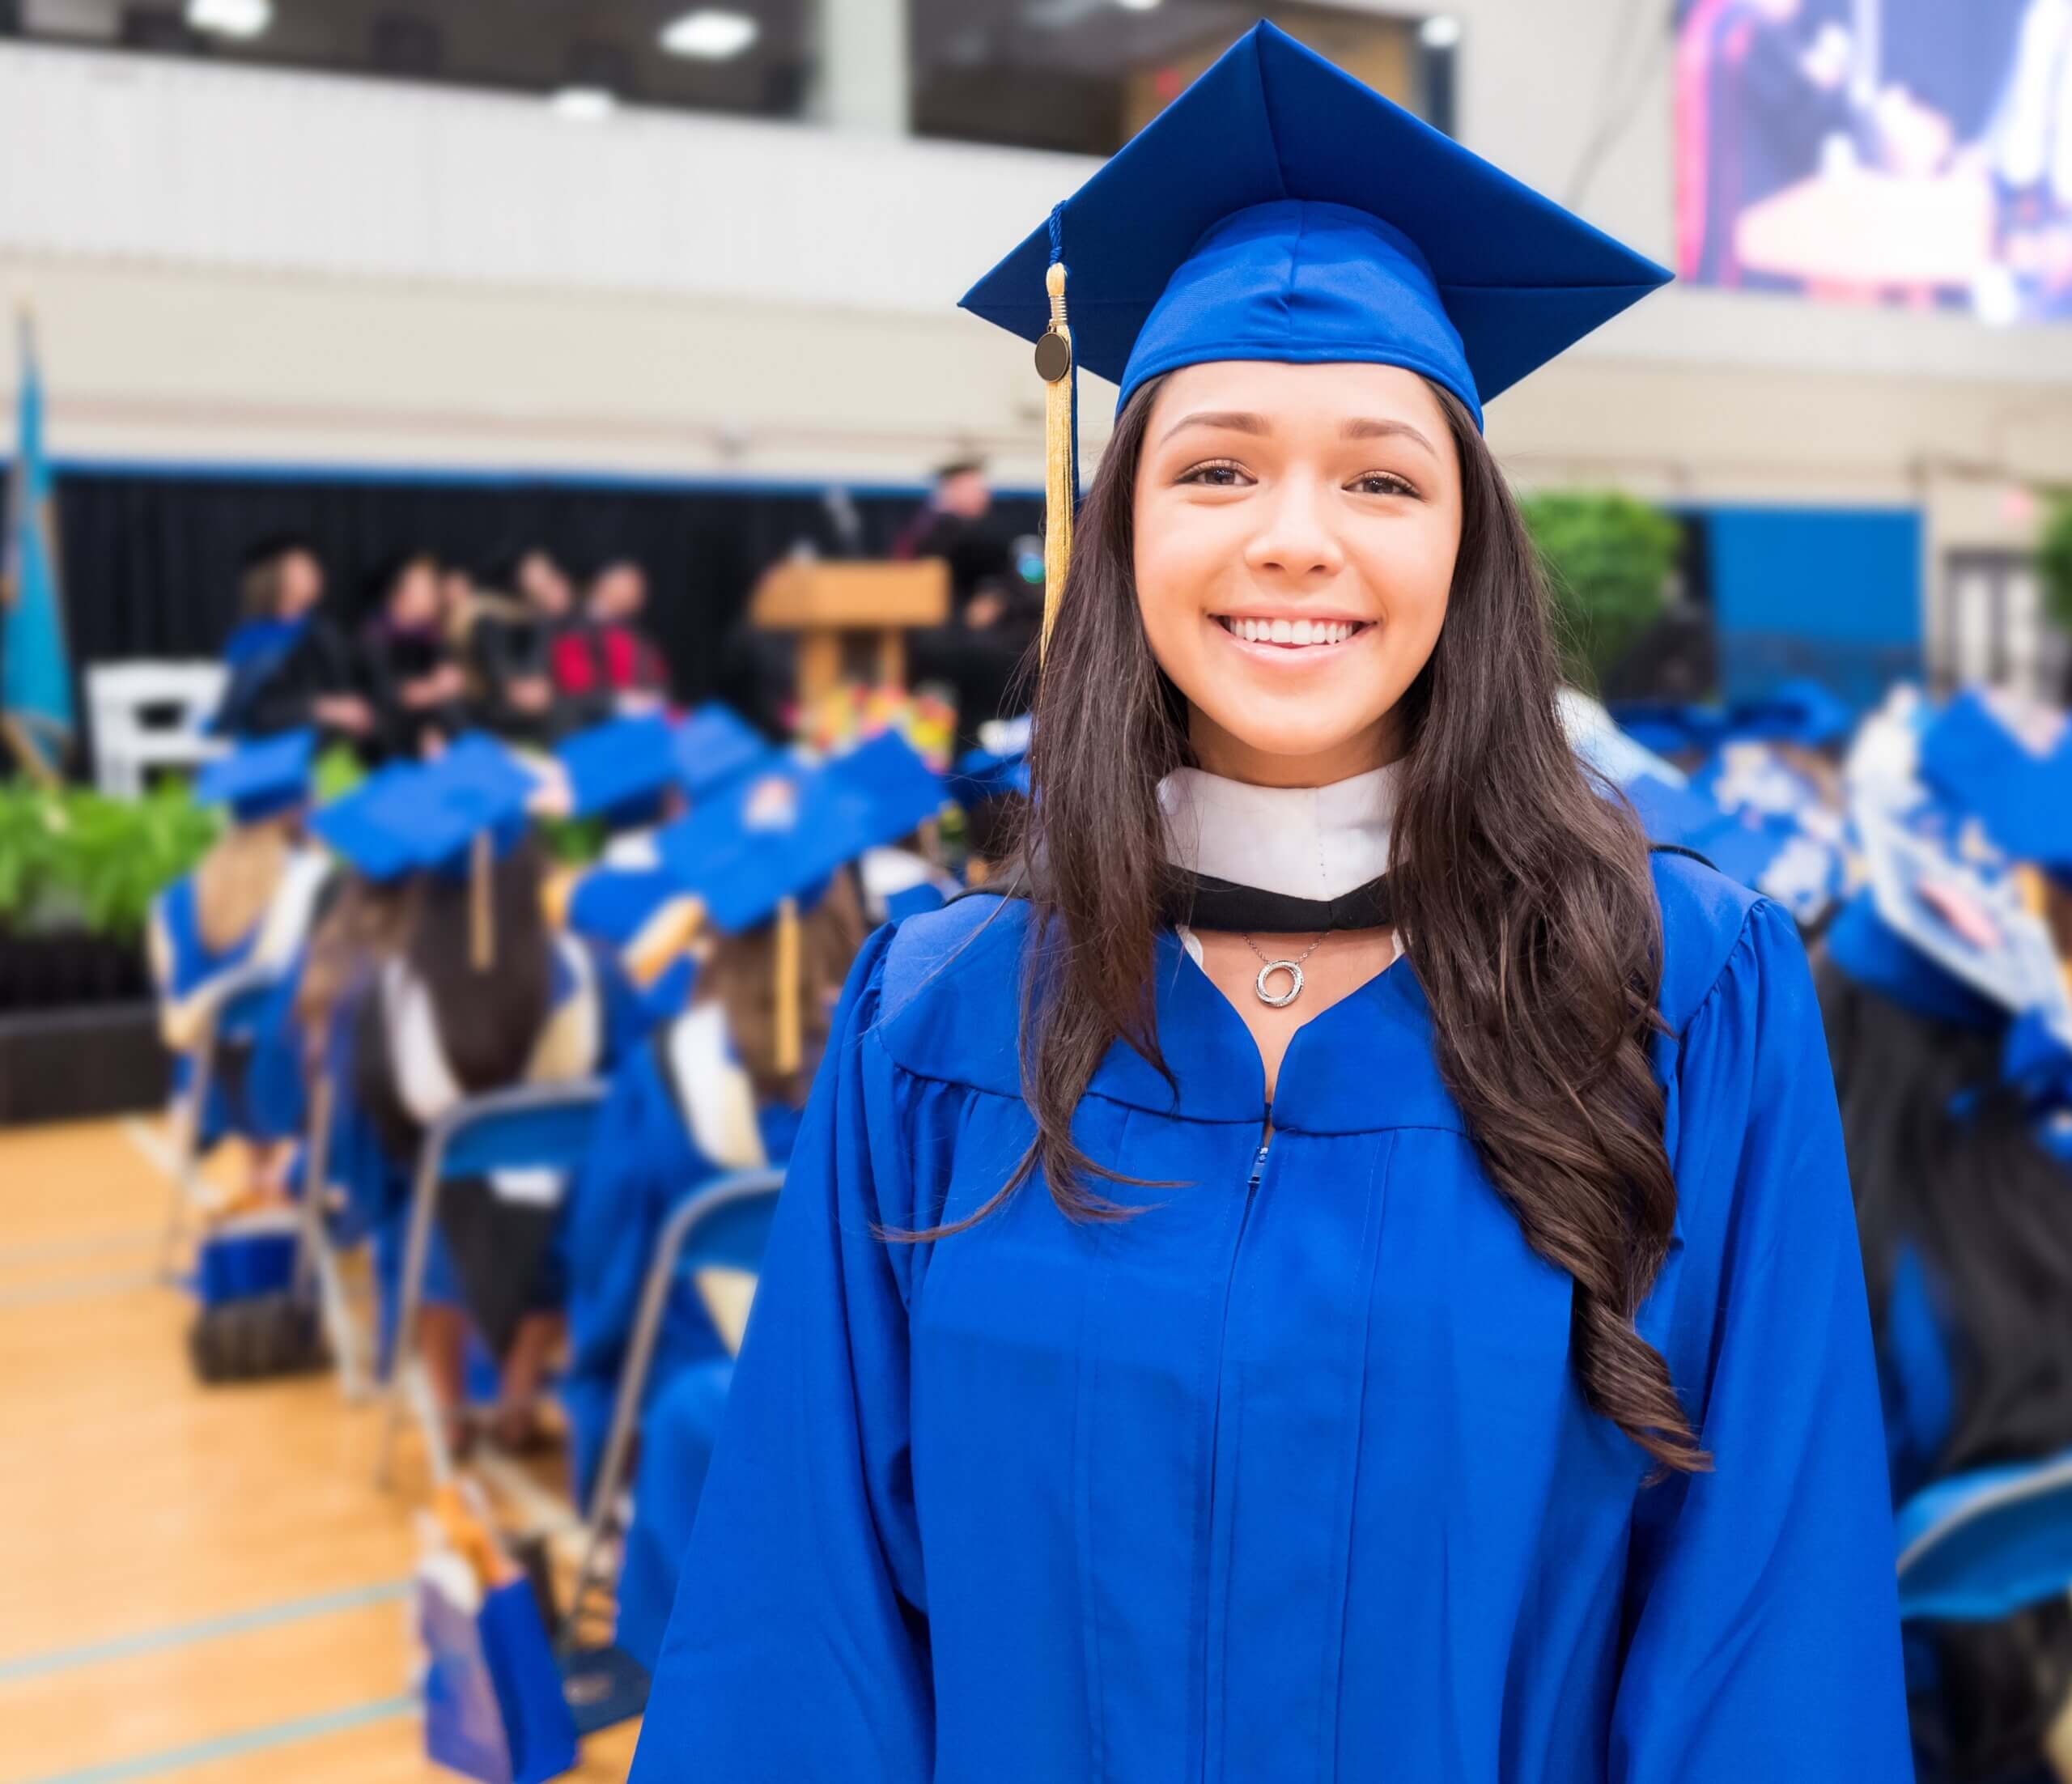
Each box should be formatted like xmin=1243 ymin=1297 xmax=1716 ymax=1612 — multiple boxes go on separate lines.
xmin=0 ymin=1116 xmax=643 ymax=1784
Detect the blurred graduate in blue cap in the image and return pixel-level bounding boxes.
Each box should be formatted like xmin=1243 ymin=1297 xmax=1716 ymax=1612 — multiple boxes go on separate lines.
xmin=150 ymin=728 xmax=335 ymax=1183
xmin=312 ymin=736 xmax=645 ymax=1454
xmin=548 ymin=706 xmax=776 ymax=1019
xmin=1811 ymin=799 xmax=2072 ymax=1784
xmin=565 ymin=739 xmax=953 ymax=1667
xmin=633 ymin=23 xmax=1909 ymax=1782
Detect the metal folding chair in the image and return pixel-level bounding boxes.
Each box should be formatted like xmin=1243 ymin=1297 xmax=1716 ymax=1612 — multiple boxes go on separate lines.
xmin=560 ymin=1166 xmax=784 ymax=1647
xmin=161 ymin=961 xmax=282 ymax=1279
xmin=289 ymin=1069 xmax=376 ymax=1401
xmin=377 ymin=1078 xmax=610 ymax=1490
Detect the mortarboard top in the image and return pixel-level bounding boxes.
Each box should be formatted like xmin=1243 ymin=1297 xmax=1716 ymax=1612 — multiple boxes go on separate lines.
xmin=1917 ymin=689 xmax=2072 ymax=874
xmin=821 ymin=731 xmax=949 ymax=856
xmin=1849 ymin=804 xmax=2072 ymax=1033
xmin=948 ymin=743 xmax=1031 ymax=812
xmin=312 ymin=737 xmax=536 ymax=885
xmin=194 ymin=728 xmax=316 ymax=824
xmin=1722 ymin=679 xmax=1856 ymax=750
xmin=673 ymin=704 xmax=775 ymax=802
xmin=1607 ymin=701 xmax=1730 ymax=762
xmin=656 ymin=759 xmax=848 ymax=937
xmin=557 ymin=713 xmax=678 ymax=822
xmin=959 ymin=20 xmax=1671 ymax=431
xmin=1896 ymin=1446 xmax=2072 ymax=1623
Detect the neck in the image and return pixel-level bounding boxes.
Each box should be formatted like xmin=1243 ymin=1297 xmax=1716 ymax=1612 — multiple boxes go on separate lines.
xmin=1187 ymin=709 xmax=1398 ymax=788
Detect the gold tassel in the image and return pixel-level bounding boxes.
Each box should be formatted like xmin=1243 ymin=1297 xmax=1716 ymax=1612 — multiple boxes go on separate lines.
xmin=1037 ymin=260 xmax=1073 ymax=662
xmin=469 ymin=830 xmax=493 ymax=973
xmin=772 ymin=894 xmax=801 ymax=1078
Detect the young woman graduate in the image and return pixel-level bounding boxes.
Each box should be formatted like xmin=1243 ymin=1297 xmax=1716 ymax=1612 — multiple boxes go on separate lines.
xmin=631 ymin=24 xmax=1909 ymax=1782
xmin=562 ymin=753 xmax=884 ymax=1666
xmin=150 ymin=728 xmax=334 ymax=1178
xmin=311 ymin=739 xmax=646 ymax=1451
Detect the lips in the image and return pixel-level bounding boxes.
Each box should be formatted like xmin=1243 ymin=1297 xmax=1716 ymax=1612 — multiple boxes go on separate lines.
xmin=1213 ymin=614 xmax=1373 ymax=649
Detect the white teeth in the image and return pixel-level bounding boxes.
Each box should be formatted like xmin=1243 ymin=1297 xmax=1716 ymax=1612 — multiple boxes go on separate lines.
xmin=1269 ymin=618 xmax=1293 ymax=644
xmin=1222 ymin=618 xmax=1365 ymax=645
xmin=1292 ymin=618 xmax=1314 ymax=645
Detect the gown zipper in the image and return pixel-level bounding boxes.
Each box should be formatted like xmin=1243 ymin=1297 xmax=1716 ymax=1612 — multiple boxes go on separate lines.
xmin=1202 ymin=1118 xmax=1272 ymax=1782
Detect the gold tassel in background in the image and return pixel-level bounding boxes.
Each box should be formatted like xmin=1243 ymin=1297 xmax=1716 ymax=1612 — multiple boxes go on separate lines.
xmin=772 ymin=894 xmax=801 ymax=1078
xmin=469 ymin=830 xmax=494 ymax=973
xmin=1035 ymin=259 xmax=1073 ymax=662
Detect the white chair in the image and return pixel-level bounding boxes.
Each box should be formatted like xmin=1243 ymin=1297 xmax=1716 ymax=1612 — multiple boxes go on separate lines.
xmin=87 ymin=661 xmax=228 ymax=799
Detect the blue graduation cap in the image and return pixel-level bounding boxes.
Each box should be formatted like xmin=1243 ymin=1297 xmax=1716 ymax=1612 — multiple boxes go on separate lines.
xmin=1917 ymin=690 xmax=2072 ymax=874
xmin=557 ymin=714 xmax=677 ymax=825
xmin=958 ymin=19 xmax=1671 ymax=648
xmin=1606 ymin=701 xmax=1729 ymax=762
xmin=1824 ymin=890 xmax=2005 ymax=1033
xmin=1848 ymin=804 xmax=2071 ymax=1030
xmin=656 ymin=762 xmax=839 ymax=939
xmin=1897 ymin=1448 xmax=2072 ymax=1623
xmin=822 ymin=732 xmax=947 ymax=856
xmin=673 ymin=705 xmax=774 ymax=802
xmin=1722 ymin=679 xmax=1856 ymax=750
xmin=194 ymin=728 xmax=316 ymax=824
xmin=948 ymin=743 xmax=1031 ymax=812
xmin=310 ymin=762 xmax=432 ymax=886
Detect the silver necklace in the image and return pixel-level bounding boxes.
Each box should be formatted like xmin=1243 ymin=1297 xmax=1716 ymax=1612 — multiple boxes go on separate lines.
xmin=1242 ymin=930 xmax=1326 ymax=1008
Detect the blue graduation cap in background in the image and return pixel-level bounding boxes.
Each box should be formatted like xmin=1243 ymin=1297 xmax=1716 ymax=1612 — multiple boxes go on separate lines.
xmin=822 ymin=731 xmax=947 ymax=856
xmin=194 ymin=728 xmax=316 ymax=824
xmin=1917 ymin=690 xmax=2072 ymax=874
xmin=948 ymin=743 xmax=1031 ymax=812
xmin=958 ymin=19 xmax=1671 ymax=652
xmin=310 ymin=762 xmax=431 ymax=886
xmin=673 ymin=705 xmax=773 ymax=802
xmin=1848 ymin=804 xmax=2072 ymax=1034
xmin=557 ymin=714 xmax=677 ymax=824
xmin=1897 ymin=1448 xmax=2072 ymax=1624
xmin=1722 ymin=679 xmax=1856 ymax=750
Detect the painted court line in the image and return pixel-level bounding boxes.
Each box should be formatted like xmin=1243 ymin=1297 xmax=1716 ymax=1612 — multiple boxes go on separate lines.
xmin=0 ymin=1580 xmax=413 ymax=1685
xmin=10 ymin=1693 xmax=418 ymax=1784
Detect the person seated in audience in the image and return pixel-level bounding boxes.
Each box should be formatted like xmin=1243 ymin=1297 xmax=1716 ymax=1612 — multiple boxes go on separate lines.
xmin=458 ymin=546 xmax=585 ymax=746
xmin=359 ymin=551 xmax=470 ymax=761
xmin=312 ymin=741 xmax=645 ymax=1455
xmin=1815 ymin=844 xmax=2072 ymax=1783
xmin=550 ymin=559 xmax=670 ymax=719
xmin=214 ymin=536 xmax=374 ymax=746
xmin=562 ymin=738 xmax=945 ymax=1663
xmin=149 ymin=730 xmax=335 ymax=1200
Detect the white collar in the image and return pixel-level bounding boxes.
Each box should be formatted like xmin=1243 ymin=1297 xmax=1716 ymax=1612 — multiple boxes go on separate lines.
xmin=1158 ymin=762 xmax=1399 ymax=903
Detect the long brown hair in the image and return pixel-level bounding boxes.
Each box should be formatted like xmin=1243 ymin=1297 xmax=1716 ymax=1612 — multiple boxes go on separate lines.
xmin=928 ymin=373 xmax=1705 ymax=1476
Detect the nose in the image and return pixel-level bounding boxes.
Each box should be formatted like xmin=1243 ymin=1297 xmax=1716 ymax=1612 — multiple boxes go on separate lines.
xmin=1241 ymin=473 xmax=1344 ymax=582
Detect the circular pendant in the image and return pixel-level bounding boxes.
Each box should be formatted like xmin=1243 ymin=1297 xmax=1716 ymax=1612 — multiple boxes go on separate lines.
xmin=1255 ymin=959 xmax=1304 ymax=1008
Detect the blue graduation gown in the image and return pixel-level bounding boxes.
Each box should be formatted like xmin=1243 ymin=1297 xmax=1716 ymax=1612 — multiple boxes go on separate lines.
xmin=563 ymin=1009 xmax=802 ymax=1506
xmin=631 ymin=854 xmax=1911 ymax=1782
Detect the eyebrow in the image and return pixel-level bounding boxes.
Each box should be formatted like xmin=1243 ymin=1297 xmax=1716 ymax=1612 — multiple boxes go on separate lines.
xmin=1157 ymin=409 xmax=1438 ymax=459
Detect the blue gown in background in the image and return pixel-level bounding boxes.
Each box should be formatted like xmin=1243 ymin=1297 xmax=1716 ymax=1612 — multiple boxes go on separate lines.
xmin=563 ymin=1008 xmax=801 ymax=1507
xmin=630 ymin=853 xmax=1911 ymax=1782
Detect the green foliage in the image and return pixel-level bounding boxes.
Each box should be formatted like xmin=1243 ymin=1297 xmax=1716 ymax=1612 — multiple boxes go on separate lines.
xmin=537 ymin=814 xmax=606 ymax=868
xmin=1519 ymin=491 xmax=1680 ymax=690
xmin=0 ymin=776 xmax=220 ymax=942
xmin=2040 ymin=489 xmax=2072 ymax=638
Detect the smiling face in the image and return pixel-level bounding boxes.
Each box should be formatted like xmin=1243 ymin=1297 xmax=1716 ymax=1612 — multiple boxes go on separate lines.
xmin=1132 ymin=360 xmax=1463 ymax=788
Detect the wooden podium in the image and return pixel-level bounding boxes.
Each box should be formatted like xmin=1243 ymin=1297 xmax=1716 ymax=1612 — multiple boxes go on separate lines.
xmin=748 ymin=558 xmax=951 ymax=709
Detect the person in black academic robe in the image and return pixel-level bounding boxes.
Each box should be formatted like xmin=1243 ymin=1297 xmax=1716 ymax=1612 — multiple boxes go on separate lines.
xmin=214 ymin=537 xmax=375 ymax=747
xmin=358 ymin=551 xmax=469 ymax=762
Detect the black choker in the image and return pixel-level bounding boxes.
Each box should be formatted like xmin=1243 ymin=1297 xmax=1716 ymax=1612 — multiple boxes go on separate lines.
xmin=1161 ymin=869 xmax=1394 ymax=935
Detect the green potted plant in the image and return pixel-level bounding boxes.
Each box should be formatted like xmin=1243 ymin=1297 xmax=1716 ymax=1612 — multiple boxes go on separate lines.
xmin=2040 ymin=490 xmax=2072 ymax=698
xmin=1519 ymin=491 xmax=1680 ymax=693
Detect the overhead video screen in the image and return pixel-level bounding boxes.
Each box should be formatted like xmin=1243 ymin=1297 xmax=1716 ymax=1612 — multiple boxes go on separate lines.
xmin=1675 ymin=0 xmax=2068 ymax=321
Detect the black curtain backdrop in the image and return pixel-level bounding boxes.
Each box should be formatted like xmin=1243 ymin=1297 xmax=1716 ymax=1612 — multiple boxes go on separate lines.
xmin=54 ymin=464 xmax=1042 ymax=733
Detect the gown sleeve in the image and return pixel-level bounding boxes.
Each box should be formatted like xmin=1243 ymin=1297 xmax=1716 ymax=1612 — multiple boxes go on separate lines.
xmin=1610 ymin=898 xmax=1913 ymax=1781
xmin=629 ymin=924 xmax=933 ymax=1781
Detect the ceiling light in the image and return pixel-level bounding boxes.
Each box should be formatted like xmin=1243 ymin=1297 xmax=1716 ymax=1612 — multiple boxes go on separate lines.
xmin=550 ymin=85 xmax=618 ymax=121
xmin=1419 ymin=14 xmax=1462 ymax=50
xmin=1116 ymin=0 xmax=1164 ymax=11
xmin=185 ymin=0 xmax=271 ymax=38
xmin=658 ymin=8 xmax=758 ymax=60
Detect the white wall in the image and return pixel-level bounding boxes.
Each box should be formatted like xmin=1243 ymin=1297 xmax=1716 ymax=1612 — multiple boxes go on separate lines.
xmin=1 ymin=23 xmax=2067 ymax=556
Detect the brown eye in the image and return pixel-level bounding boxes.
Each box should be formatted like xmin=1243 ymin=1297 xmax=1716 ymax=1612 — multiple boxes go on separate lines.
xmin=1350 ymin=472 xmax=1418 ymax=499
xmin=1178 ymin=460 xmax=1252 ymax=488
